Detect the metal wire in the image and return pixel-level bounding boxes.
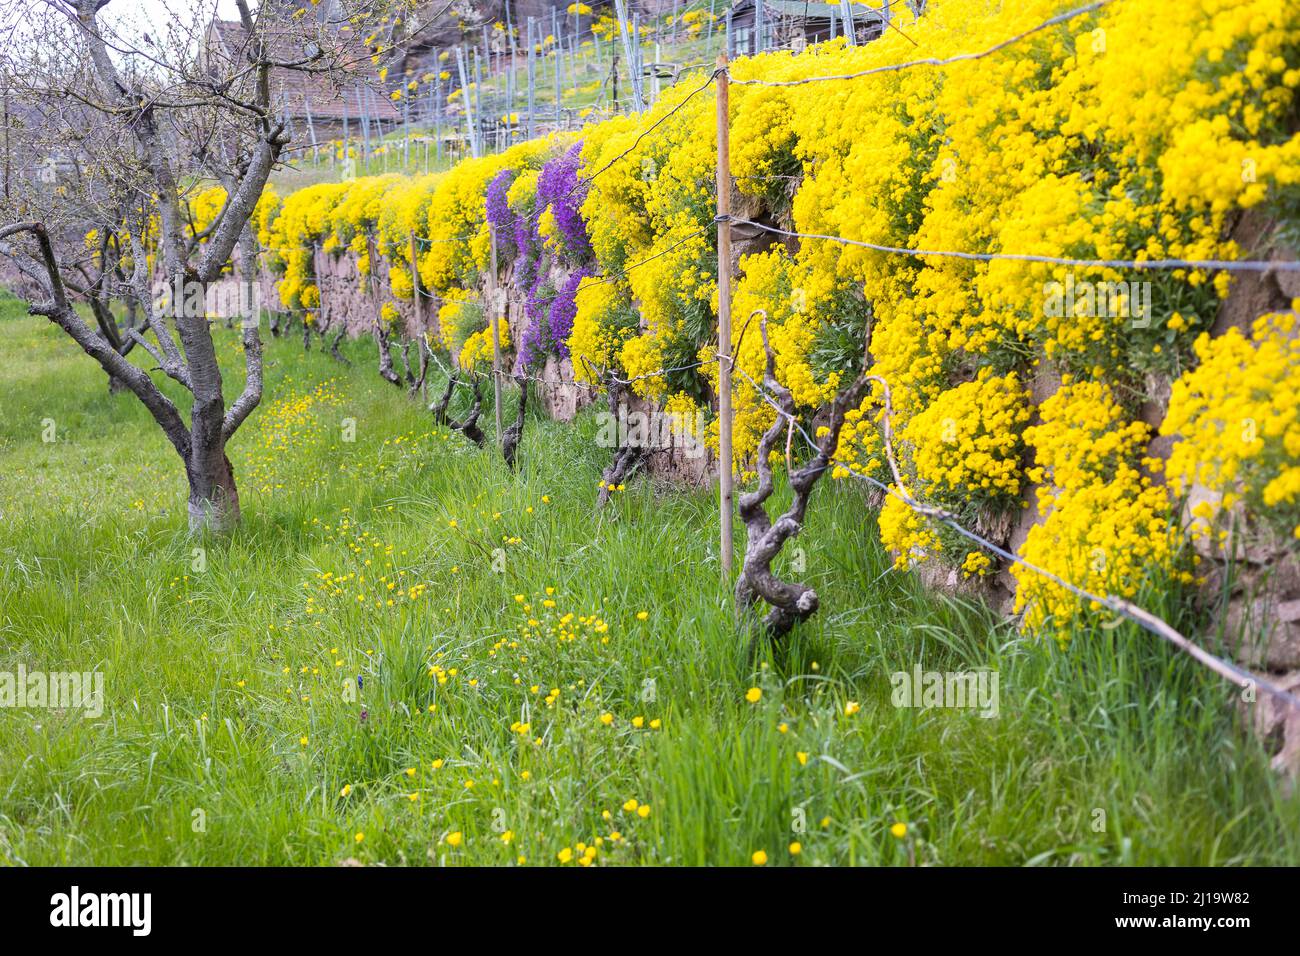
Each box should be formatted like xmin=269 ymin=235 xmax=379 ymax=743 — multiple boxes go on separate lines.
xmin=726 ymin=358 xmax=1300 ymax=713
xmin=720 ymin=214 xmax=1300 ymax=274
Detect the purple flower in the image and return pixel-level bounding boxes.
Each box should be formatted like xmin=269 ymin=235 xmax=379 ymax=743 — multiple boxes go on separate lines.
xmin=487 ymin=141 xmax=596 ymax=368
xmin=547 ymin=268 xmax=588 ymax=357
xmin=535 ymin=142 xmax=593 ymax=264
xmin=485 ymin=168 xmax=516 ymax=237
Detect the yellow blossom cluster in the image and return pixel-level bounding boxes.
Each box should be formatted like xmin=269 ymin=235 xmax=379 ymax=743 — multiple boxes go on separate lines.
xmin=1014 ymin=381 xmax=1174 ymax=635
xmin=1163 ymin=310 xmax=1300 ymax=540
xmin=903 ymin=371 xmax=1032 ymax=502
xmin=259 ymin=0 xmax=1300 ymax=641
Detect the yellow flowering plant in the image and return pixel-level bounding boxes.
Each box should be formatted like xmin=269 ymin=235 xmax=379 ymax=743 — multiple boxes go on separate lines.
xmin=257 ymin=0 xmax=1300 ymax=645
xmin=1163 ymin=310 xmax=1300 ymax=542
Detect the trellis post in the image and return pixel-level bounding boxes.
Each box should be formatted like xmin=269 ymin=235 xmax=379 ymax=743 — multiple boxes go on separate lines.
xmin=527 ymin=18 xmax=536 ymax=139
xmin=489 ymin=225 xmax=504 ymax=447
xmin=840 ymin=0 xmax=858 ymax=46
xmin=613 ymin=0 xmax=643 ymax=112
xmin=409 ymin=229 xmax=427 ymax=399
xmin=715 ymin=53 xmax=733 ymax=579
xmin=455 ymin=46 xmax=479 ymax=157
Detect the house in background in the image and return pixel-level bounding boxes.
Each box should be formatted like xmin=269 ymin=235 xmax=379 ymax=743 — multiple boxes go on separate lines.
xmin=727 ymin=0 xmax=894 ymax=55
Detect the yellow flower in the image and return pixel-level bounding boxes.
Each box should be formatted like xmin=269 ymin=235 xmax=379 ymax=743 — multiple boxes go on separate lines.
xmin=890 ymin=822 xmax=908 ymax=839
xmin=745 ymin=687 xmax=762 ymax=704
xmin=446 ymin=831 xmax=463 ymax=847
xmin=788 ymin=842 xmax=802 ymax=856
xmin=751 ymin=850 xmax=768 ymax=866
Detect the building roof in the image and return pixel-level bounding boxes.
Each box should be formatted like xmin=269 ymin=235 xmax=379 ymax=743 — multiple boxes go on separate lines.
xmin=206 ymin=20 xmax=400 ymax=127
xmin=732 ymin=0 xmax=886 ymax=19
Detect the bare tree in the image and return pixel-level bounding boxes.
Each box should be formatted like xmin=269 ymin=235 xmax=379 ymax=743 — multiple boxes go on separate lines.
xmin=0 ymin=0 xmax=429 ymax=531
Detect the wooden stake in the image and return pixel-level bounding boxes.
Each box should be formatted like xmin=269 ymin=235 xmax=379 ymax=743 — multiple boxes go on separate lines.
xmin=715 ymin=53 xmax=733 ymax=579
xmin=408 ymin=230 xmax=423 ymax=332
xmin=489 ymin=224 xmax=504 ymax=447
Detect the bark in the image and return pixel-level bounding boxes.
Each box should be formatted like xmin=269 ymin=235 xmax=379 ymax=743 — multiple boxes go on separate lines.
xmin=399 ymin=340 xmax=417 ymax=388
xmin=375 ymin=323 xmax=403 ymax=386
xmin=221 ymin=224 xmax=264 ymax=442
xmin=735 ymin=317 xmax=869 ymax=646
xmin=449 ymin=375 xmax=486 ymax=446
xmin=597 ymin=372 xmax=644 ymax=505
xmin=412 ymin=335 xmax=430 ymax=399
xmin=431 ymin=369 xmax=458 ymax=424
xmin=329 ymin=326 xmax=351 ymax=366
xmin=186 ymin=453 xmax=241 ymax=532
xmin=501 ymin=375 xmax=529 ymax=471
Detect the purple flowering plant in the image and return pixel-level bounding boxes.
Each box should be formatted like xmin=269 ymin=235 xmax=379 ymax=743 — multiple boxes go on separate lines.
xmin=488 ymin=140 xmax=597 ymax=369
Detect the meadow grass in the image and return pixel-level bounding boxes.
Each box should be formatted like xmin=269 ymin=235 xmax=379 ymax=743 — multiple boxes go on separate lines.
xmin=1 ymin=295 xmax=1297 ymax=866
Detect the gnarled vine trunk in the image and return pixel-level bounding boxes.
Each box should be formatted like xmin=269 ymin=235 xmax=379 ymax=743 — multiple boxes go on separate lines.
xmin=735 ymin=318 xmax=869 ymax=648
xmin=501 ymin=375 xmax=529 ymax=470
xmin=597 ymin=372 xmax=643 ymax=505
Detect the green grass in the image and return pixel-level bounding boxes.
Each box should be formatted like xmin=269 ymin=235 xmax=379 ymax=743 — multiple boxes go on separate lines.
xmin=1 ymin=293 xmax=1297 ymax=866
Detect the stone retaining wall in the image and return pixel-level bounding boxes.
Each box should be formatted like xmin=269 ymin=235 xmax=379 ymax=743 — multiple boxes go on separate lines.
xmin=252 ymin=230 xmax=1299 ymax=775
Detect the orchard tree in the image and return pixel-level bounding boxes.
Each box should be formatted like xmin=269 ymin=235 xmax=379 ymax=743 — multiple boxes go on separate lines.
xmin=0 ymin=0 xmax=439 ymax=531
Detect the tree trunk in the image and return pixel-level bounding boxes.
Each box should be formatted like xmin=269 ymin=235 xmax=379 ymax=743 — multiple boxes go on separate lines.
xmin=186 ymin=451 xmax=241 ymax=533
